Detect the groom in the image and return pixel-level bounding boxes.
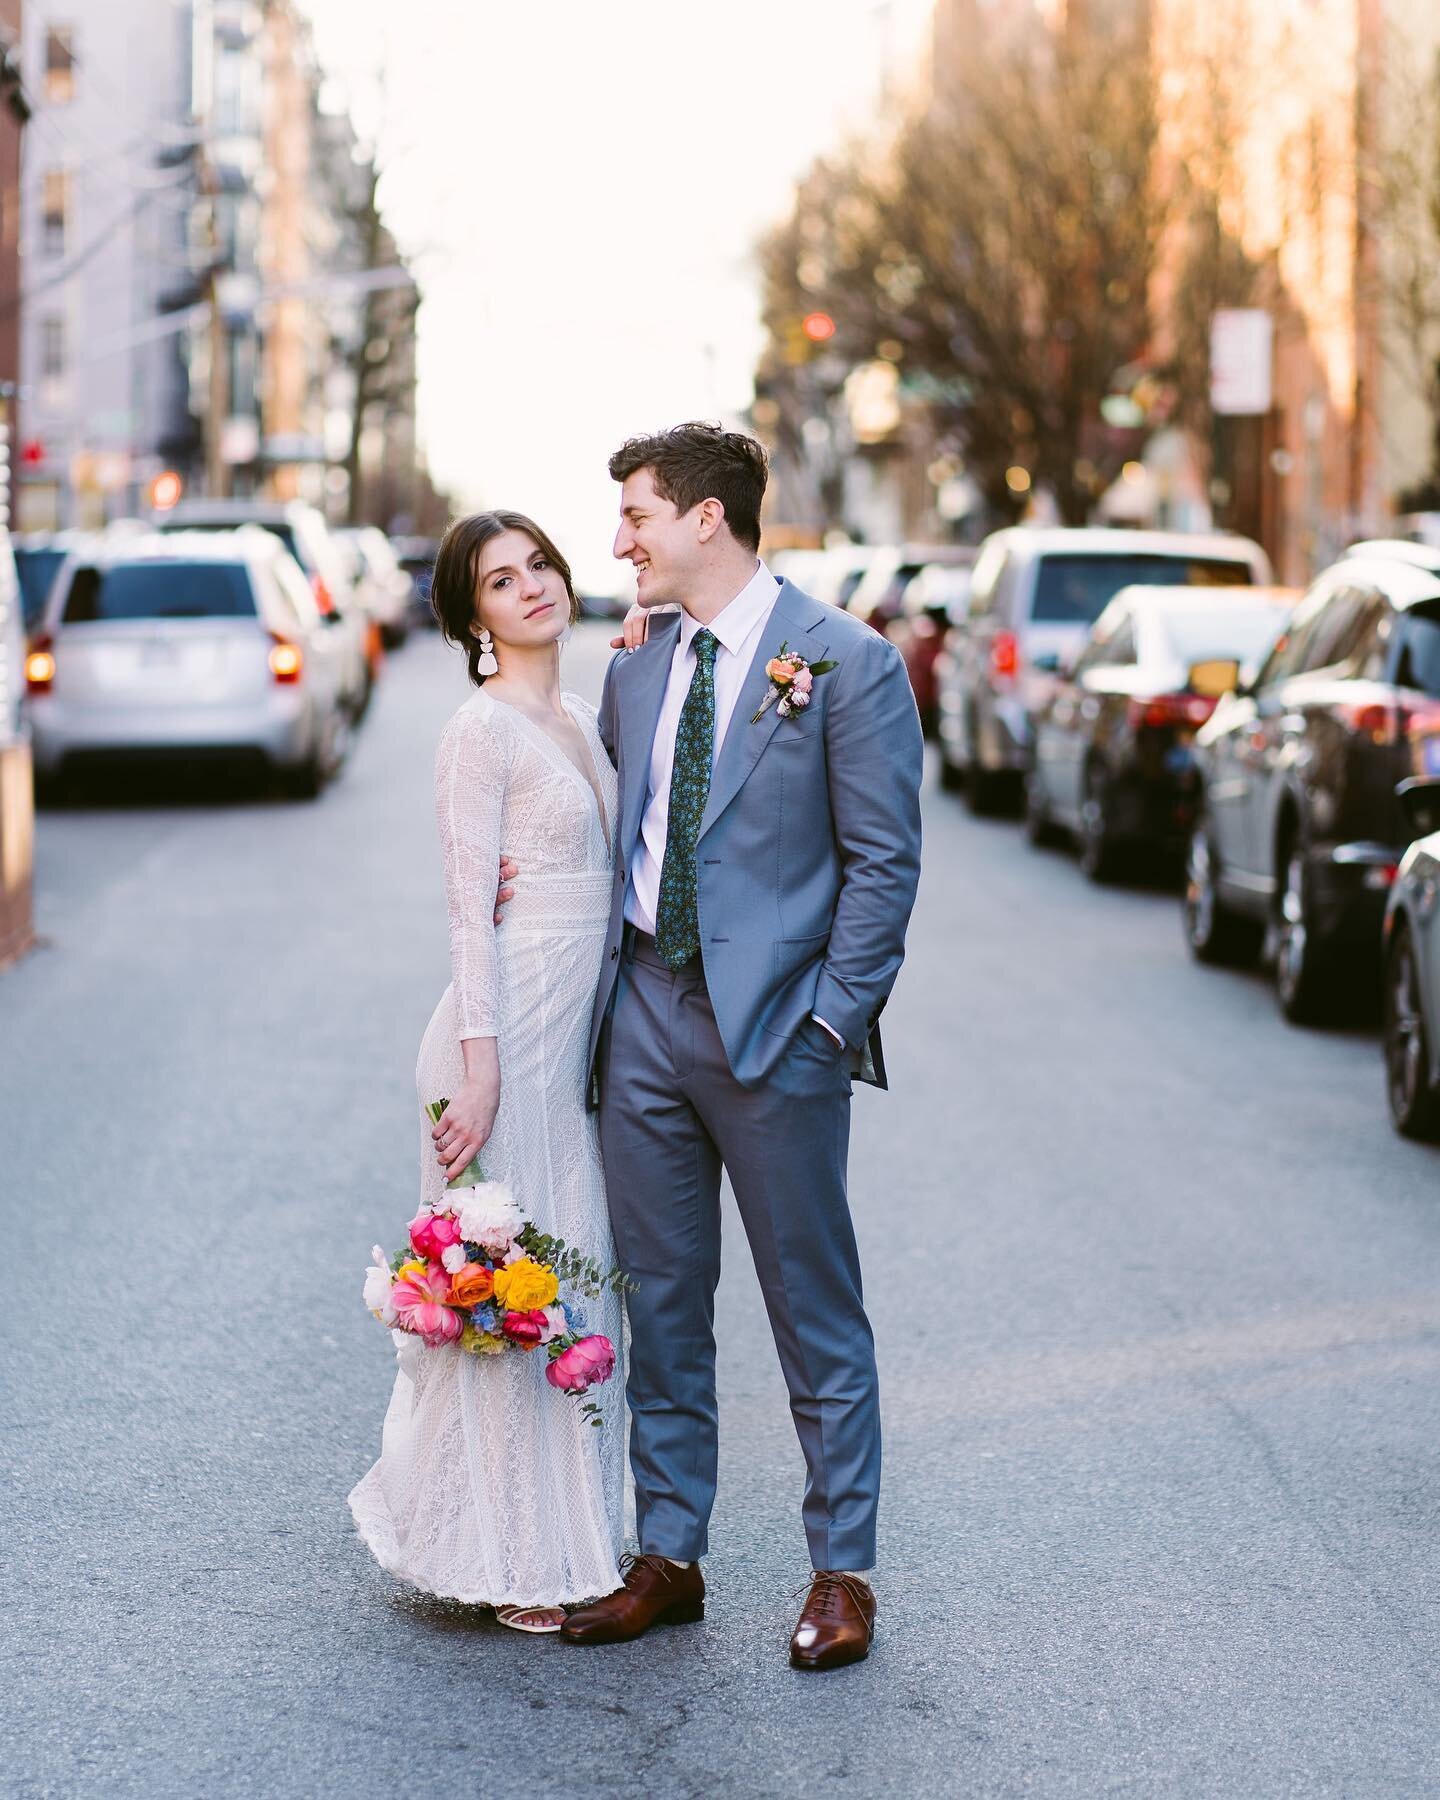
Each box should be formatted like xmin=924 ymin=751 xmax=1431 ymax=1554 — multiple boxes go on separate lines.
xmin=561 ymin=423 xmax=923 ymax=1669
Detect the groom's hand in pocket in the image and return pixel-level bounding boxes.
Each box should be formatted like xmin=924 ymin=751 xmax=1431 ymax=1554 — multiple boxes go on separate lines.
xmin=494 ymin=855 xmax=518 ymax=926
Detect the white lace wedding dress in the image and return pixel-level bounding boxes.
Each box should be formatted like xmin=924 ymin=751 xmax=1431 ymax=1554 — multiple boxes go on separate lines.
xmin=348 ymin=689 xmax=625 ymax=1607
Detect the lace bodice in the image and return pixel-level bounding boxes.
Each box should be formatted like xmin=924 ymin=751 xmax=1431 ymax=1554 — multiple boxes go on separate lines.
xmin=434 ymin=690 xmax=616 ymax=1040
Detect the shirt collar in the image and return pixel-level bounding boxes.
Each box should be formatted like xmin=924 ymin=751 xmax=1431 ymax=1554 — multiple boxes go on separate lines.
xmin=679 ymin=561 xmax=780 ymax=658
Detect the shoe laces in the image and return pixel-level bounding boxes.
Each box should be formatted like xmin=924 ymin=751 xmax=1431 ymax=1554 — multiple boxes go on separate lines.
xmin=796 ymin=1570 xmax=871 ymax=1617
xmin=620 ymin=1552 xmax=680 ymax=1589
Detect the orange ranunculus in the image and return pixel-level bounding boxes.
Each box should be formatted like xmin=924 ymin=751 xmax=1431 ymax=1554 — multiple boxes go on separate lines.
xmin=450 ymin=1262 xmax=496 ymax=1308
xmin=765 ymin=655 xmax=801 ymax=687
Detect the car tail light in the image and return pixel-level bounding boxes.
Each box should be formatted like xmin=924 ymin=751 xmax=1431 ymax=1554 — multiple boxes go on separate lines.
xmin=24 ymin=635 xmax=55 ymax=694
xmin=990 ymin=630 xmax=1018 ymax=684
xmin=268 ymin=635 xmax=303 ymax=684
xmin=311 ymin=573 xmax=335 ymax=616
xmin=1126 ymin=692 xmax=1217 ymax=730
xmin=1336 ymin=697 xmax=1440 ymax=745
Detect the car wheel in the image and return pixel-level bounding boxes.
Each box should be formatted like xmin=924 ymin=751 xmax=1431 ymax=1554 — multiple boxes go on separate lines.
xmin=1023 ymin=767 xmax=1062 ymax=848
xmin=938 ymin=741 xmax=966 ymax=792
xmin=1078 ymin=764 xmax=1120 ymax=882
xmin=1383 ymin=925 xmax=1440 ymax=1140
xmin=1182 ymin=811 xmax=1263 ymax=966
xmin=964 ymin=754 xmax=1008 ymax=816
xmin=1273 ymin=842 xmax=1334 ymax=1024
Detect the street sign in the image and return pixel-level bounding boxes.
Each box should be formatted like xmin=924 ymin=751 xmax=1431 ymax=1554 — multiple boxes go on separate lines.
xmin=1210 ymin=309 xmax=1273 ymax=416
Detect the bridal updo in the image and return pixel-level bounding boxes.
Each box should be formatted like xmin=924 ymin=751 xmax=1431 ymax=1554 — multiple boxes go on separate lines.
xmin=431 ymin=509 xmax=583 ymax=687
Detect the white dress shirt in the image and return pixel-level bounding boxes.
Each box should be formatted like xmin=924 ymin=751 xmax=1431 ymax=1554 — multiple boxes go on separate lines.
xmin=627 ymin=560 xmax=779 ymax=935
xmin=626 ymin=561 xmax=844 ymax=1048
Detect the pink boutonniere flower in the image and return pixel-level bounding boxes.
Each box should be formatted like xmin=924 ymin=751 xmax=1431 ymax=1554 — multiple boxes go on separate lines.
xmin=752 ymin=642 xmax=838 ymax=722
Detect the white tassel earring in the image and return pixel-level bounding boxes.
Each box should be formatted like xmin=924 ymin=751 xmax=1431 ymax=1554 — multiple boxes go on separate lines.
xmin=476 ymin=627 xmax=499 ymax=678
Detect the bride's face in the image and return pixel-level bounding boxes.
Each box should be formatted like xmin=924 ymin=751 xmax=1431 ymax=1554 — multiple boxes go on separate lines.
xmin=474 ymin=530 xmax=571 ymax=651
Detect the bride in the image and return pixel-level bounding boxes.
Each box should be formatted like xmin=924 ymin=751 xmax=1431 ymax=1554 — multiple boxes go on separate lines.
xmin=348 ymin=509 xmax=625 ymax=1632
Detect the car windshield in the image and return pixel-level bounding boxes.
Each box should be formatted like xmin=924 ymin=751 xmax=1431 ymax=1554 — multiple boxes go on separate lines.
xmin=1397 ymin=604 xmax=1440 ymax=696
xmin=1031 ymin=554 xmax=1253 ymax=624
xmin=63 ymin=562 xmax=256 ymax=622
xmin=15 ymin=547 xmax=65 ymax=626
xmin=167 ymin=519 xmax=305 ymax=567
xmin=1153 ymin=603 xmax=1289 ymax=667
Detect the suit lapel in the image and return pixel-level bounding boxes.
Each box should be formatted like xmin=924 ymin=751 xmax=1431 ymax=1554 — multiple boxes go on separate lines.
xmin=699 ymin=581 xmax=828 ymax=840
xmin=618 ymin=615 xmax=681 ymax=857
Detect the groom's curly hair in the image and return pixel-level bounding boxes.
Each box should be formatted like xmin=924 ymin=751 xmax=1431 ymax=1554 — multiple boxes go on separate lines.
xmin=431 ymin=509 xmax=582 ymax=687
xmin=608 ymin=422 xmax=767 ymax=553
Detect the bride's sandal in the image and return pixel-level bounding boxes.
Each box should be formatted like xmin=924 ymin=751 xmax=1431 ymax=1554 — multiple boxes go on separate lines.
xmin=495 ymin=1604 xmax=565 ymax=1634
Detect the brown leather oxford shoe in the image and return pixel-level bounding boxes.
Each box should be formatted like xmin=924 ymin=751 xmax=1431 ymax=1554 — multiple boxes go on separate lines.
xmin=560 ymin=1553 xmax=705 ymax=1645
xmin=789 ymin=1571 xmax=876 ymax=1670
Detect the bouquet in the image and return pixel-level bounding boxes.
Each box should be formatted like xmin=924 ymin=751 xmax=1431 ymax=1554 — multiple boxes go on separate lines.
xmin=362 ymin=1102 xmax=625 ymax=1424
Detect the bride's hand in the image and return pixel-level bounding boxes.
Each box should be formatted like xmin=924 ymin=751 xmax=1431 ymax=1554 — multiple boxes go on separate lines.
xmin=609 ymin=603 xmax=653 ymax=652
xmin=433 ymin=1059 xmax=500 ymax=1179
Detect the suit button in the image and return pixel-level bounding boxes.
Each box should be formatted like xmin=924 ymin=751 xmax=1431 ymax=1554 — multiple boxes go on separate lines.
xmin=610 ymin=946 xmax=618 ymax=961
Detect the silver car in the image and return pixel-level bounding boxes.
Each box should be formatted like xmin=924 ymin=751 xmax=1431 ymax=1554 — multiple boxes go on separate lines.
xmin=155 ymin=498 xmax=373 ymax=719
xmin=26 ymin=529 xmax=349 ymax=798
xmin=937 ymin=527 xmax=1271 ymax=812
xmin=1382 ymin=777 xmax=1440 ymax=1140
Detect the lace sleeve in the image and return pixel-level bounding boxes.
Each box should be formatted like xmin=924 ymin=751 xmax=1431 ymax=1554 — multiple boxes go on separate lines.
xmin=434 ymin=703 xmax=514 ymax=1041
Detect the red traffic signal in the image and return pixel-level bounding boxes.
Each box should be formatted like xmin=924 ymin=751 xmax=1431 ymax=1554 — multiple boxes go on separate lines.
xmin=802 ymin=311 xmax=837 ymax=344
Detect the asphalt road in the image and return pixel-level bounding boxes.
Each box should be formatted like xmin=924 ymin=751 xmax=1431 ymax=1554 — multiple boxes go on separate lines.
xmin=4 ymin=622 xmax=1439 ymax=1798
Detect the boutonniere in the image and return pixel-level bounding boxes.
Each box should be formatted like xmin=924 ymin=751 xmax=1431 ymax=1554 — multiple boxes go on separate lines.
xmin=751 ymin=643 xmax=838 ymax=723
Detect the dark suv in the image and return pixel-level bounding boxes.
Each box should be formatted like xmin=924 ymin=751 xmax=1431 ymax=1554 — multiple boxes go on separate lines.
xmin=1183 ymin=542 xmax=1440 ymax=1021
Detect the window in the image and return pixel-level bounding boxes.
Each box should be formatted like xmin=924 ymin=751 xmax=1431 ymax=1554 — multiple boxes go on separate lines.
xmin=44 ymin=28 xmax=74 ymax=104
xmin=1295 ymin=585 xmax=1386 ymax=675
xmin=1028 ymin=553 xmax=1254 ymax=626
xmin=1393 ymin=604 xmax=1440 ymax=697
xmin=40 ymin=313 xmax=65 ymax=379
xmin=41 ymin=170 xmax=68 ymax=258
xmin=62 ymin=561 xmax=256 ymax=623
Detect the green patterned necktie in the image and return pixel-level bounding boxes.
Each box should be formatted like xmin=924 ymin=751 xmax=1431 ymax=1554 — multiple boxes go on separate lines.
xmin=654 ymin=628 xmax=719 ymax=968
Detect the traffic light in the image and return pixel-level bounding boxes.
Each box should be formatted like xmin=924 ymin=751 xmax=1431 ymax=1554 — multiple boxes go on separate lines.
xmin=802 ymin=311 xmax=837 ymax=344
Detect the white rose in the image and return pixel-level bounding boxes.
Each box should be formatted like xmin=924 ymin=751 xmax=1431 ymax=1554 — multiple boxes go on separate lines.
xmin=441 ymin=1243 xmax=467 ymax=1274
xmin=456 ymin=1181 xmax=524 ymax=1253
xmin=363 ymin=1259 xmax=397 ymax=1324
xmin=539 ymin=1304 xmax=567 ymax=1344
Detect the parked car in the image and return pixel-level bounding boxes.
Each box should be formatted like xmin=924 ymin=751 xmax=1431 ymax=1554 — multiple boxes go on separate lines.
xmin=846 ymin=544 xmax=975 ymax=637
xmin=14 ymin=535 xmax=81 ymax=631
xmin=334 ymin=525 xmax=412 ymax=649
xmin=156 ymin=500 xmax=372 ymax=717
xmin=1382 ymin=777 xmax=1440 ymax=1140
xmin=1026 ymin=584 xmax=1297 ymax=879
xmin=391 ymin=534 xmax=441 ymax=629
xmin=937 ymin=527 xmax=1271 ymax=811
xmin=1182 ymin=540 xmax=1440 ymax=1021
xmin=889 ymin=561 xmax=975 ymax=736
xmin=806 ymin=543 xmax=883 ymax=610
xmin=25 ymin=529 xmax=350 ymax=798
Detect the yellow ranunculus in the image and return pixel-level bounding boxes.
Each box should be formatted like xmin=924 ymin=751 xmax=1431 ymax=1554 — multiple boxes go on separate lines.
xmin=397 ymin=1259 xmax=427 ymax=1281
xmin=492 ymin=1257 xmax=559 ymax=1312
xmin=460 ymin=1326 xmax=506 ymax=1356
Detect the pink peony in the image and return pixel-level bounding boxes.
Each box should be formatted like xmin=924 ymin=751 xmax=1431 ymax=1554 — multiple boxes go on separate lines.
xmin=545 ymin=1334 xmax=617 ymax=1395
xmin=391 ymin=1263 xmax=463 ymax=1347
xmin=409 ymin=1210 xmax=461 ymax=1262
xmin=791 ymin=666 xmax=813 ymax=695
xmin=500 ymin=1307 xmax=548 ymax=1349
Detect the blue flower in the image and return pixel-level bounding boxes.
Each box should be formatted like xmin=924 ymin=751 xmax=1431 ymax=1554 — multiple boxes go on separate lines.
xmin=472 ymin=1303 xmax=499 ymax=1333
xmin=562 ymin=1301 xmax=586 ymax=1334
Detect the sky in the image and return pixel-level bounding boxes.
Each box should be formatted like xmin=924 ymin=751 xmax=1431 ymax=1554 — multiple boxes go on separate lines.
xmin=300 ymin=0 xmax=934 ymax=593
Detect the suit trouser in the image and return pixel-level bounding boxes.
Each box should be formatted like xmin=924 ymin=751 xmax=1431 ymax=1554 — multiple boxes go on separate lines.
xmin=598 ymin=930 xmax=881 ymax=1572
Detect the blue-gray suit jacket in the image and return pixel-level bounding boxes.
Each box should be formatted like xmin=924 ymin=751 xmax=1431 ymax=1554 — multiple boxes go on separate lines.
xmin=586 ymin=578 xmax=924 ymax=1101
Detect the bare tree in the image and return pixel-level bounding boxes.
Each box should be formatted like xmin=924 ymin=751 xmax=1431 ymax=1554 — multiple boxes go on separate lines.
xmin=758 ymin=11 xmax=1160 ymax=526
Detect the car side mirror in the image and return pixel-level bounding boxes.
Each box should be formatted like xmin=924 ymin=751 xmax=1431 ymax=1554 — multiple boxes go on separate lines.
xmin=1397 ymin=777 xmax=1440 ymax=841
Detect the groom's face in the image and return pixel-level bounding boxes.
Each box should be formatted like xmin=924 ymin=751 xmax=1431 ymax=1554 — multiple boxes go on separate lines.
xmin=614 ymin=467 xmax=696 ymax=608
